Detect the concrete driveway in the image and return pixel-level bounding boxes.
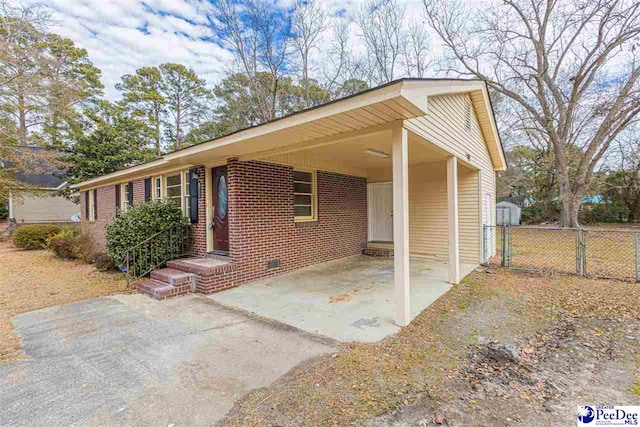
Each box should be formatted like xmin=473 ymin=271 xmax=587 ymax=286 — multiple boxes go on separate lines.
xmin=209 ymin=256 xmax=476 ymax=342
xmin=0 ymin=294 xmax=337 ymax=426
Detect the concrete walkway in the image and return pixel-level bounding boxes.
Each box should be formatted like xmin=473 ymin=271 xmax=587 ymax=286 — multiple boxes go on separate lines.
xmin=0 ymin=294 xmax=336 ymax=426
xmin=209 ymin=255 xmax=476 ymax=343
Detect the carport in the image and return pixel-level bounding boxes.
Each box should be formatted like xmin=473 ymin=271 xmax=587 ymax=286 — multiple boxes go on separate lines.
xmin=208 ymin=255 xmax=477 ymax=342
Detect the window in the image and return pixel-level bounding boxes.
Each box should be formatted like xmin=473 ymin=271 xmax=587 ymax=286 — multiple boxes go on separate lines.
xmin=165 ymin=174 xmax=182 ymax=208
xmin=88 ymin=191 xmax=96 ymax=221
xmin=293 ymin=169 xmax=316 ymax=221
xmin=154 ymin=177 xmax=162 ymax=200
xmin=121 ymin=183 xmax=131 ymax=211
xmin=183 ymin=171 xmax=191 ymax=221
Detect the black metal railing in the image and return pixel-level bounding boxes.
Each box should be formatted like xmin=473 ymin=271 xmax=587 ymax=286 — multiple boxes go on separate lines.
xmin=123 ymin=223 xmax=191 ymax=283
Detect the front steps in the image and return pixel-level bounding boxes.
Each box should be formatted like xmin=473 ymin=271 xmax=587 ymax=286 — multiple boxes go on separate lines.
xmin=136 ymin=268 xmax=195 ymax=300
xmin=362 ymin=242 xmax=394 ymax=257
xmin=136 ymin=257 xmax=237 ymax=300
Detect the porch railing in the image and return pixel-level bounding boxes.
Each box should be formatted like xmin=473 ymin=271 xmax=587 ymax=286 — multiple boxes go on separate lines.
xmin=122 ymin=223 xmax=192 ymax=284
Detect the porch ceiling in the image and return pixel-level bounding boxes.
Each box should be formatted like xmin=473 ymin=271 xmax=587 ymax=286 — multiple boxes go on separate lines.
xmin=254 ymin=128 xmax=450 ymax=178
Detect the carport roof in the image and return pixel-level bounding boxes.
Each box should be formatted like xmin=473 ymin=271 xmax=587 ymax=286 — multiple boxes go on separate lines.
xmin=73 ymin=78 xmax=504 ymax=189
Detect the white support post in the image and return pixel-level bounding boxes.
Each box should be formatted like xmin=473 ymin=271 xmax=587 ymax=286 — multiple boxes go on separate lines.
xmin=392 ymin=124 xmax=410 ymax=327
xmin=8 ymin=191 xmax=14 ymax=220
xmin=447 ymin=156 xmax=460 ymax=284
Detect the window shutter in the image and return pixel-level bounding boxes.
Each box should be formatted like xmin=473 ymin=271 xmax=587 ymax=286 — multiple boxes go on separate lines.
xmin=93 ymin=189 xmax=98 ymax=221
xmin=144 ymin=178 xmax=151 ymax=202
xmin=128 ymin=182 xmax=134 ymax=206
xmin=84 ymin=191 xmax=89 ymax=220
xmin=115 ymin=185 xmax=121 ymax=210
xmin=189 ymin=168 xmax=199 ymax=224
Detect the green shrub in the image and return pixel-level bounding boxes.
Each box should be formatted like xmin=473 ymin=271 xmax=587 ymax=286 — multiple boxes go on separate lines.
xmin=48 ymin=228 xmax=96 ymax=262
xmin=106 ymin=200 xmax=188 ymax=272
xmin=94 ymin=252 xmax=116 ymax=271
xmin=14 ymin=224 xmax=61 ymax=250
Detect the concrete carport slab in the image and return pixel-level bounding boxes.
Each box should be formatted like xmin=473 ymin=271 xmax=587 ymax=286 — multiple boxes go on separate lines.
xmin=208 ymin=255 xmax=477 ymax=343
xmin=0 ymin=294 xmax=337 ymax=426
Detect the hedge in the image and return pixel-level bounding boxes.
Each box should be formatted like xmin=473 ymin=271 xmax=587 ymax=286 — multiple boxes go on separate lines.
xmin=14 ymin=224 xmax=61 ymax=250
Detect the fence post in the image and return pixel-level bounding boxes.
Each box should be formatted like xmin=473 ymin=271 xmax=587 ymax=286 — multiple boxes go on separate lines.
xmin=507 ymin=226 xmax=512 ymax=267
xmin=482 ymin=224 xmax=486 ymax=264
xmin=501 ymin=226 xmax=506 ymax=266
xmin=576 ymin=229 xmax=581 ymax=275
xmin=635 ymin=232 xmax=639 ymax=283
xmin=582 ymin=229 xmax=587 ymax=276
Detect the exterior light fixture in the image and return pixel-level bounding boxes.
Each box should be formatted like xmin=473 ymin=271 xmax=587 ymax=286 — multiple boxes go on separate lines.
xmin=365 ymin=149 xmax=390 ymax=158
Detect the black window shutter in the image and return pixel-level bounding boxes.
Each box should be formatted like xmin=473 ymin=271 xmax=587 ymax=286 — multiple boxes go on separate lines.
xmin=128 ymin=182 xmax=134 ymax=206
xmin=84 ymin=191 xmax=89 ymax=219
xmin=189 ymin=168 xmax=199 ymax=223
xmin=93 ymin=189 xmax=98 ymax=221
xmin=144 ymin=178 xmax=151 ymax=202
xmin=115 ymin=185 xmax=121 ymax=210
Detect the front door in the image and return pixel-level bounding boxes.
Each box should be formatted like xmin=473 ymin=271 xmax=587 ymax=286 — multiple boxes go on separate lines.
xmin=368 ymin=182 xmax=393 ymax=241
xmin=212 ymin=166 xmax=229 ymax=252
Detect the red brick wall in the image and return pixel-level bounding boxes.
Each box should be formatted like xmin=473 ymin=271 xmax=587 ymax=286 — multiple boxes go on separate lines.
xmin=81 ymin=185 xmax=118 ymax=249
xmin=190 ymin=166 xmax=207 ymax=257
xmin=227 ymin=159 xmax=368 ymax=285
xmin=81 ymin=171 xmax=209 ymax=255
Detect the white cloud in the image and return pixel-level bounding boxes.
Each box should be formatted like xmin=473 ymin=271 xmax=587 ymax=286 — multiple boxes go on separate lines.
xmin=34 ymin=0 xmax=430 ymax=99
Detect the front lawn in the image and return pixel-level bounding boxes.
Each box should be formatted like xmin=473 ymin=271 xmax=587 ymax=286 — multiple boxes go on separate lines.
xmin=222 ymin=268 xmax=640 ymax=426
xmin=0 ymin=241 xmax=131 ymax=363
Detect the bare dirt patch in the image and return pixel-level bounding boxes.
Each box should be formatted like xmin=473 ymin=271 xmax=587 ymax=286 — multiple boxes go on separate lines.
xmin=0 ymin=241 xmax=131 ymax=363
xmin=221 ymin=268 xmax=640 ymax=426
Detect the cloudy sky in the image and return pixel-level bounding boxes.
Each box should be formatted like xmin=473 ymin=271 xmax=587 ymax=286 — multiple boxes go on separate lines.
xmin=36 ymin=0 xmax=428 ymax=100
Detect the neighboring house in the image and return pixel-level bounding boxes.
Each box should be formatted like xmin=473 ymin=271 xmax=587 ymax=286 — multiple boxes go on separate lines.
xmin=8 ymin=149 xmax=79 ymax=225
xmin=496 ymin=200 xmax=521 ymax=226
xmin=73 ymin=78 xmax=506 ymax=327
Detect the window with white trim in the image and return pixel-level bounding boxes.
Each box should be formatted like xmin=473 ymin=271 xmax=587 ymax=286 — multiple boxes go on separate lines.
xmin=183 ymin=170 xmax=191 ymax=221
xmin=88 ymin=190 xmax=96 ymax=221
xmin=154 ymin=177 xmax=162 ymax=200
xmin=165 ymin=174 xmax=182 ymax=208
xmin=293 ymin=169 xmax=316 ymax=221
xmin=121 ymin=183 xmax=131 ymax=212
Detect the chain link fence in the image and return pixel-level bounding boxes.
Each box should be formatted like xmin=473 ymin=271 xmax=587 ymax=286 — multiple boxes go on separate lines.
xmin=482 ymin=225 xmax=640 ymax=282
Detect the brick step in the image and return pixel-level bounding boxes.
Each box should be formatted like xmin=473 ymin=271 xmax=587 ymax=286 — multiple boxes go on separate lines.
xmin=136 ymin=278 xmax=193 ymax=300
xmin=150 ymin=268 xmax=194 ymax=286
xmin=167 ymin=257 xmax=235 ymax=277
xmin=362 ymin=242 xmax=394 ymax=258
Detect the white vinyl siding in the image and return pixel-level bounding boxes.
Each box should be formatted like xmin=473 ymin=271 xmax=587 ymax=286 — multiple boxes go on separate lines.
xmin=408 ymin=162 xmax=448 ymax=259
xmin=405 ymin=93 xmax=496 ymax=234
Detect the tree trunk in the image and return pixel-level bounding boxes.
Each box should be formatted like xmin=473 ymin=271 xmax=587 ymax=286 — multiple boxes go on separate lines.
xmin=559 ymin=195 xmax=581 ymax=228
xmin=628 ymin=211 xmax=635 ymax=223
xmin=155 ymin=119 xmax=161 ymax=157
xmin=18 ymin=93 xmax=27 ymax=146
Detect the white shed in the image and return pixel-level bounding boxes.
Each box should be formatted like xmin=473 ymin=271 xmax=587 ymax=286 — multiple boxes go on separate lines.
xmin=496 ymin=201 xmax=521 ymax=226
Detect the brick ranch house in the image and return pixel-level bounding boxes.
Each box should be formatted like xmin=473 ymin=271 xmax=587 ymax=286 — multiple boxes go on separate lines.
xmin=74 ymin=79 xmax=505 ymax=327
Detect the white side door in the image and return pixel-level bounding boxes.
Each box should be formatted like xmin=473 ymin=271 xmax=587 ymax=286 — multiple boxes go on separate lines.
xmin=368 ymin=182 xmax=393 ymax=241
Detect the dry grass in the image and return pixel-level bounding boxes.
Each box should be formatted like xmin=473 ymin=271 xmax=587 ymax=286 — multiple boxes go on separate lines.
xmin=222 ymin=268 xmax=640 ymax=426
xmin=491 ymin=225 xmax=640 ymax=281
xmin=0 ymin=241 xmax=131 ymax=363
